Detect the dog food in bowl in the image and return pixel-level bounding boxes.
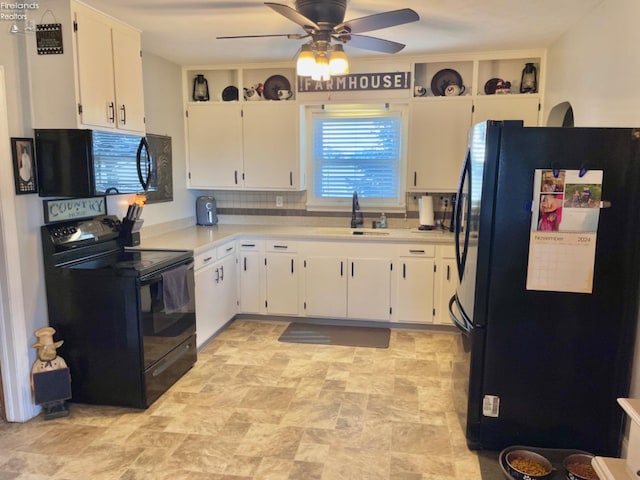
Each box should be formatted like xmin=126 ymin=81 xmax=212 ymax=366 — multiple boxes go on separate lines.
xmin=505 ymin=450 xmax=553 ymax=480
xmin=563 ymin=453 xmax=599 ymax=480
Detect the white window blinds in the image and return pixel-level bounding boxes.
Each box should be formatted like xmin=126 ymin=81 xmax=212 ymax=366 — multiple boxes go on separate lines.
xmin=312 ymin=111 xmax=402 ymax=200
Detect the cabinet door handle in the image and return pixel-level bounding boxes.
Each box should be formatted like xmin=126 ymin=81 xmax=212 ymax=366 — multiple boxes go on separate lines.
xmin=225 ymin=246 xmax=233 ymax=252
xmin=241 ymin=243 xmax=255 ymax=248
xmin=409 ymin=249 xmax=425 ymax=254
xmin=413 ymin=171 xmax=417 ymax=186
xmin=120 ymin=104 xmax=126 ymax=125
xmin=340 ymin=261 xmax=343 ymax=277
xmin=215 ymin=267 xmax=220 ymax=283
xmin=403 ymin=263 xmax=406 ymax=279
xmin=108 ymin=102 xmax=115 ymax=123
xmin=351 ymin=262 xmax=354 ymax=277
xmin=273 ymin=245 xmax=288 ymax=250
xmin=289 ymin=171 xmax=293 ymax=186
xmin=243 ymin=257 xmax=247 ymax=271
xmin=291 ymin=258 xmax=294 ymax=274
xmin=203 ymin=256 xmax=213 ymax=263
xmin=447 ymin=265 xmax=450 ymax=281
xmin=234 ymin=170 xmax=238 ymax=184
xmin=220 ymin=265 xmax=224 ymax=281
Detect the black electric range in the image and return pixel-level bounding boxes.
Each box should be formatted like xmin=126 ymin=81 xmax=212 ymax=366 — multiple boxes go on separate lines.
xmin=41 ymin=215 xmax=197 ymax=408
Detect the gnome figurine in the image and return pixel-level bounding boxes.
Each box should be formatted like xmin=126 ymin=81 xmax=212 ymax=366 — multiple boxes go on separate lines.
xmin=31 ymin=327 xmax=71 ymax=419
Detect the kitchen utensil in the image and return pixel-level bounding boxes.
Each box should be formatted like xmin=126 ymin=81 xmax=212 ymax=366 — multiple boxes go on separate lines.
xmin=430 ymin=68 xmax=463 ymax=96
xmin=263 ymin=75 xmax=291 ymax=100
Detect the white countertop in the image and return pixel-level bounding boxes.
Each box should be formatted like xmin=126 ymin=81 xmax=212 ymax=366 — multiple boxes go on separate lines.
xmin=138 ymin=224 xmax=455 ymax=254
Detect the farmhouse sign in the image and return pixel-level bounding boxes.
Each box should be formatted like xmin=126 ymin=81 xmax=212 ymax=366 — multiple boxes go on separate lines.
xmin=297 ymin=71 xmax=411 ymax=93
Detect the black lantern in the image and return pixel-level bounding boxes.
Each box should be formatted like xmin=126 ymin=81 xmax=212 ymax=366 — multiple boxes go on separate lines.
xmin=192 ymin=74 xmax=210 ymax=101
xmin=520 ymin=63 xmax=538 ymax=93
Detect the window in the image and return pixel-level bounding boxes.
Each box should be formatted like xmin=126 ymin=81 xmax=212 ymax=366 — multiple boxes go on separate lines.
xmin=305 ymin=104 xmax=407 ymax=211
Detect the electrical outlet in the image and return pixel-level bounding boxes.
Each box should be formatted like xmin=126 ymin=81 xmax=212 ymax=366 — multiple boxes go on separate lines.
xmin=275 ymin=196 xmax=284 ymax=207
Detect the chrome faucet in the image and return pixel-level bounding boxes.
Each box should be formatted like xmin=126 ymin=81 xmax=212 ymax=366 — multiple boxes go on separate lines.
xmin=351 ymin=191 xmax=363 ymax=228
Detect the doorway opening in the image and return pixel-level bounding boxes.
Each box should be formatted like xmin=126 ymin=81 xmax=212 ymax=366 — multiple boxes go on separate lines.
xmin=548 ymin=101 xmax=575 ymax=127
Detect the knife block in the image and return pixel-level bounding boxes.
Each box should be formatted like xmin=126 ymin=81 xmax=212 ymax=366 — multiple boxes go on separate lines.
xmin=121 ymin=218 xmax=144 ymax=247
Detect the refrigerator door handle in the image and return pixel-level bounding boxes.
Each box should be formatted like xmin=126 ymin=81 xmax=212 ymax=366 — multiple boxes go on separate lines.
xmin=449 ymin=294 xmax=472 ymax=334
xmin=454 ymin=149 xmax=472 ymax=282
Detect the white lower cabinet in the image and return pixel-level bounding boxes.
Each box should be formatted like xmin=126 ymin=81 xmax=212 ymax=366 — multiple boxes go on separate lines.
xmin=196 ymin=237 xmax=458 ymax=329
xmin=238 ymin=240 xmax=263 ymax=314
xmin=302 ymin=242 xmax=392 ymax=321
xmin=434 ymin=246 xmax=458 ymax=325
xmin=304 ymin=256 xmax=347 ymax=317
xmin=194 ymin=242 xmax=237 ymax=349
xmin=264 ymin=241 xmax=299 ymax=315
xmin=394 ymin=245 xmax=436 ymax=324
xmin=347 ymin=257 xmax=392 ymax=321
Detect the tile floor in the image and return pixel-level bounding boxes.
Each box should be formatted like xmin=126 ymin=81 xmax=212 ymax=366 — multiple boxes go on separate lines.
xmin=0 ymin=319 xmax=481 ymax=479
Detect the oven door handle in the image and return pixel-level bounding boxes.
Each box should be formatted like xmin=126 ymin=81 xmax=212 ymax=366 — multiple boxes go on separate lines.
xmin=139 ymin=260 xmax=194 ymax=286
xmin=152 ymin=337 xmax=195 ymax=377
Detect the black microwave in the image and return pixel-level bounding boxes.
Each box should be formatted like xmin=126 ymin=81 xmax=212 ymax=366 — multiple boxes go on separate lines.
xmin=34 ymin=129 xmax=151 ymax=198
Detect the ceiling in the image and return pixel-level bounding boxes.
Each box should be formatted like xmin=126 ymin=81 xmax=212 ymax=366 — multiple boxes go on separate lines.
xmin=80 ymin=0 xmax=603 ymax=66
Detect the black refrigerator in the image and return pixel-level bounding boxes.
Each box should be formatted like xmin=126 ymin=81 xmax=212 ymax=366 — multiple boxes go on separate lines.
xmin=449 ymin=120 xmax=640 ymax=457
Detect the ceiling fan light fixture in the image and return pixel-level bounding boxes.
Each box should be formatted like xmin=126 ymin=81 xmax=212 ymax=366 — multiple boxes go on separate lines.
xmin=296 ymin=44 xmax=315 ymax=77
xmin=311 ymin=53 xmax=330 ymax=82
xmin=329 ymin=44 xmax=349 ymax=75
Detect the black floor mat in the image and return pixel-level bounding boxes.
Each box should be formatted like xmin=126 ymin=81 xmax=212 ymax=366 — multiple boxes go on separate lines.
xmin=278 ymin=323 xmax=390 ymax=348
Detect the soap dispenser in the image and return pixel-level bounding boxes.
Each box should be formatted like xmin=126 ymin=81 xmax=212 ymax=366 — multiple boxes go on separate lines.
xmin=379 ymin=213 xmax=387 ymax=229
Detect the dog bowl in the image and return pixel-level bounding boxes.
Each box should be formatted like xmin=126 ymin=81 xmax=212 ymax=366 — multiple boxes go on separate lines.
xmin=505 ymin=449 xmax=554 ymax=480
xmin=563 ymin=453 xmax=599 ymax=480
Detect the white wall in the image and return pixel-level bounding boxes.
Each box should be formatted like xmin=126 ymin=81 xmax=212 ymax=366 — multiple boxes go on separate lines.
xmin=138 ymin=52 xmax=197 ymax=227
xmin=545 ymin=0 xmax=640 ymax=397
xmin=544 ymin=0 xmax=640 ymax=128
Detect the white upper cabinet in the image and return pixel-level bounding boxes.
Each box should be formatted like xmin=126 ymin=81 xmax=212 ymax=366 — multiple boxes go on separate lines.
xmin=472 ymin=96 xmax=540 ymax=126
xmin=184 ymin=66 xmax=302 ymax=191
xmin=27 ymin=0 xmax=145 ymax=134
xmin=407 ymin=98 xmax=473 ymax=192
xmin=111 ymin=23 xmax=146 ymax=132
xmin=186 ymin=103 xmax=244 ymax=188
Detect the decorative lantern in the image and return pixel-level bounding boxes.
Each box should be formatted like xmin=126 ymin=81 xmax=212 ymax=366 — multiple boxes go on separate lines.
xmin=192 ymin=74 xmax=210 ymax=101
xmin=520 ymin=63 xmax=538 ymax=93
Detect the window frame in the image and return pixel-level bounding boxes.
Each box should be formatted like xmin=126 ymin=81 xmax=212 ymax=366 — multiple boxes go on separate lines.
xmin=303 ymin=103 xmax=408 ymax=212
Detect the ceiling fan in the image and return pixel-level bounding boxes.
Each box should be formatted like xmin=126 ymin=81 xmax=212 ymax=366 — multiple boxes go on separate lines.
xmin=216 ymin=0 xmax=420 ymax=79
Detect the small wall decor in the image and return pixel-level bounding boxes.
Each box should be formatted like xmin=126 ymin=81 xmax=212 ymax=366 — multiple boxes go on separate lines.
xmin=11 ymin=137 xmax=37 ymax=194
xmin=36 ymin=23 xmax=63 ymax=55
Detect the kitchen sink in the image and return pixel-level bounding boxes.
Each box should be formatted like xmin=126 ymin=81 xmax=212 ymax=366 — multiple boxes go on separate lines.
xmin=313 ymin=227 xmax=390 ymax=236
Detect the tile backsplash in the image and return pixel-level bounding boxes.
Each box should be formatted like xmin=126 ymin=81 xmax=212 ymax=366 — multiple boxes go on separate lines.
xmin=197 ymin=190 xmax=456 ymax=230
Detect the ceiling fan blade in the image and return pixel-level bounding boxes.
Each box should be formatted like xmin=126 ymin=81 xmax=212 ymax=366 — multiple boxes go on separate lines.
xmin=264 ymin=2 xmax=320 ymax=30
xmin=216 ymin=33 xmax=308 ymax=40
xmin=341 ymin=34 xmax=406 ymax=54
xmin=335 ymin=8 xmax=419 ymax=34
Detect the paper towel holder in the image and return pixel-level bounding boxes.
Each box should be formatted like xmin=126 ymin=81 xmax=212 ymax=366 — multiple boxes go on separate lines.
xmin=418 ymin=195 xmax=436 ymax=230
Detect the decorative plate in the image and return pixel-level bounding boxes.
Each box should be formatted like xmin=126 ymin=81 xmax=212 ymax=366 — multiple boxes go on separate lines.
xmin=263 ymin=75 xmax=291 ymax=100
xmin=431 ymin=69 xmax=464 ymax=96
xmin=222 ymin=85 xmax=239 ymax=101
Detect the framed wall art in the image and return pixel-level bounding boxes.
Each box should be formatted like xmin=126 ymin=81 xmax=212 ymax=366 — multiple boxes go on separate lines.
xmin=11 ymin=137 xmax=37 ymax=195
